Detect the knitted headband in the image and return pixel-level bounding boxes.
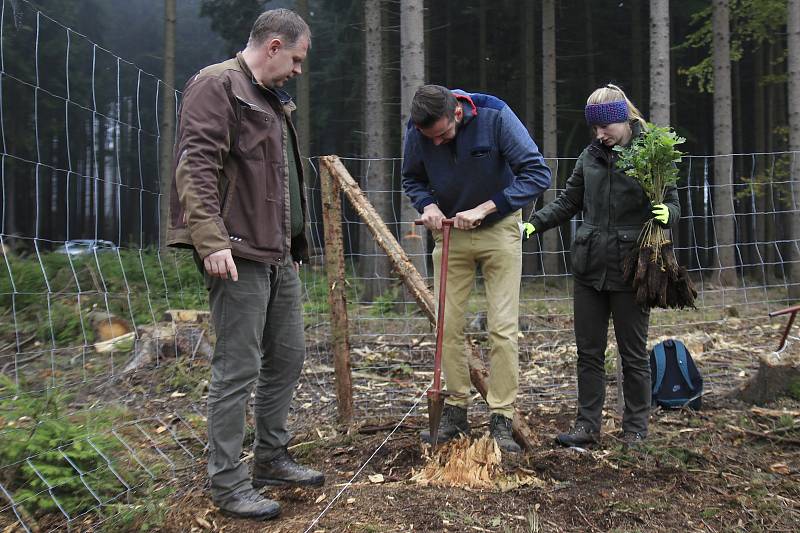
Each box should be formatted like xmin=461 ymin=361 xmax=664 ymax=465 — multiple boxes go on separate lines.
xmin=584 ymin=100 xmax=629 ymax=126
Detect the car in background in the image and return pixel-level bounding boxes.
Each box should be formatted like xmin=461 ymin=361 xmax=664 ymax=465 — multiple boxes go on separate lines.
xmin=54 ymin=239 xmax=118 ymax=256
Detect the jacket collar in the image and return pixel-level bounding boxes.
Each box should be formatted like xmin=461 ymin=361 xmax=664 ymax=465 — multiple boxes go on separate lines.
xmin=453 ymin=91 xmax=477 ymax=128
xmin=587 ymin=121 xmax=643 ymax=162
xmin=235 ymin=52 xmax=295 ymax=110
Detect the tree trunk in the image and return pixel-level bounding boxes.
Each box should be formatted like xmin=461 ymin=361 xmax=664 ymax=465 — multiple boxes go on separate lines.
xmin=584 ymin=0 xmax=595 ymax=93
xmin=631 ymin=0 xmax=645 ymax=104
xmin=360 ymin=0 xmax=392 ymax=301
xmin=787 ymin=0 xmax=800 ymax=299
xmin=523 ymin=0 xmax=536 ymax=137
xmin=159 ymin=0 xmax=176 ymax=249
xmin=400 ymin=0 xmax=428 ymax=287
xmin=445 ymin=0 xmax=453 ymax=87
xmin=296 ymin=0 xmax=311 ymax=177
xmin=711 ymin=0 xmax=737 ymax=286
xmin=754 ymin=47 xmax=769 ymax=283
xmin=479 ymin=0 xmax=487 ymax=92
xmin=522 ymin=0 xmax=538 ymax=275
xmin=541 ymin=0 xmax=560 ymax=277
xmin=649 ymin=0 xmax=670 ymax=125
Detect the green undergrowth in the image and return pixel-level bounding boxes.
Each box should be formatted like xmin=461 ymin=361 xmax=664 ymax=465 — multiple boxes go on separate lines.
xmin=0 ymin=375 xmax=154 ymax=520
xmin=0 ymin=249 xmax=207 ymax=348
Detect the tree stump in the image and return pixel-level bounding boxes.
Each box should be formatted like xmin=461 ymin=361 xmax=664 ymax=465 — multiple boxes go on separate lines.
xmin=737 ymin=350 xmax=800 ymax=404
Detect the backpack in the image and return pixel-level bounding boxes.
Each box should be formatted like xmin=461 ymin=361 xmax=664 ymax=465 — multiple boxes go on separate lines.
xmin=649 ymin=339 xmax=703 ymax=410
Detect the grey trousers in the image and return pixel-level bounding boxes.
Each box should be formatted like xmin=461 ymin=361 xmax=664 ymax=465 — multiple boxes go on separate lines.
xmin=573 ymin=282 xmax=651 ymax=435
xmin=204 ymin=258 xmax=305 ymax=500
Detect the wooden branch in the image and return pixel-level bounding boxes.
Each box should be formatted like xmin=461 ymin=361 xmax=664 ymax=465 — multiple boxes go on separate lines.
xmin=320 ymin=155 xmax=435 ymax=324
xmin=321 ymin=160 xmax=354 ymax=423
xmin=321 ymin=155 xmax=537 ymax=450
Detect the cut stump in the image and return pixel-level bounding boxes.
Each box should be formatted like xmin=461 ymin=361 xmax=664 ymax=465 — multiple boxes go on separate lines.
xmin=736 ymin=350 xmax=800 ymax=404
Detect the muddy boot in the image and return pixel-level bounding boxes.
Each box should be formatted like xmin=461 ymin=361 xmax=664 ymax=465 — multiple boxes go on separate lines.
xmin=252 ymin=448 xmax=325 ymax=488
xmin=420 ymin=404 xmax=469 ymax=445
xmin=214 ymin=488 xmax=280 ymax=520
xmin=489 ymin=413 xmax=522 ymax=454
xmin=555 ymin=423 xmax=598 ymax=447
xmin=621 ymin=431 xmax=646 ymax=451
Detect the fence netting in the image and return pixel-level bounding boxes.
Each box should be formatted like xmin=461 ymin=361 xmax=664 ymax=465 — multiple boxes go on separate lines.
xmin=0 ymin=0 xmax=799 ymax=530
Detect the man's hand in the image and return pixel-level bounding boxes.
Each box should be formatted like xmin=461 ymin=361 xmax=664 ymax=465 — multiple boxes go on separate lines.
xmin=203 ymin=249 xmax=239 ymax=281
xmin=420 ymin=203 xmax=446 ymax=231
xmin=454 ymin=200 xmax=497 ymax=230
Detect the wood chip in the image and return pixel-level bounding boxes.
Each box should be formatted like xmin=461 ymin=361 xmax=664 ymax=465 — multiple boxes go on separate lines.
xmin=368 ymin=473 xmax=385 ymax=483
xmin=315 ymin=493 xmax=327 ymax=504
xmin=770 ymin=463 xmax=791 ymax=475
xmin=194 ymin=516 xmax=212 ymax=529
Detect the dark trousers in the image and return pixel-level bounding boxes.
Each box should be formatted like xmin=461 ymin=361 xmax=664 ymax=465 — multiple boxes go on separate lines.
xmin=204 ymin=258 xmax=305 ymax=500
xmin=573 ymin=282 xmax=651 ymax=435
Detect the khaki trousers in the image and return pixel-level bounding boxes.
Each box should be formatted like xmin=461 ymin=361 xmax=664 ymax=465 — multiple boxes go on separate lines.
xmin=432 ymin=211 xmax=522 ymax=418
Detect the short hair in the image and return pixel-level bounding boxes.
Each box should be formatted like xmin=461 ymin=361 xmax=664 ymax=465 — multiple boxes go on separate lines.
xmin=411 ymin=85 xmax=458 ymax=129
xmin=248 ymin=9 xmax=311 ymax=48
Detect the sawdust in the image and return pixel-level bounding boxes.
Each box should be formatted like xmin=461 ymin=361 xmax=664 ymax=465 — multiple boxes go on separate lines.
xmin=410 ymin=435 xmax=545 ymax=492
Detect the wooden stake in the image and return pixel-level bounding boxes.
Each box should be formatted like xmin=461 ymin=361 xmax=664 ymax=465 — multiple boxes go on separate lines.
xmin=320 ymin=155 xmax=435 ymax=324
xmin=321 ymin=162 xmax=353 ymax=423
xmin=320 ymin=155 xmax=538 ymax=450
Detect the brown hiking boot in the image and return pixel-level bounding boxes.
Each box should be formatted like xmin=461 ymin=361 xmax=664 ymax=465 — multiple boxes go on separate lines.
xmin=252 ymin=448 xmax=325 ymax=488
xmin=214 ymin=488 xmax=280 ymax=520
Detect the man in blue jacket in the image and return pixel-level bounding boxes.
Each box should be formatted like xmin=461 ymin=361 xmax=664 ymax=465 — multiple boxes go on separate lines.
xmin=402 ymin=85 xmax=551 ymax=453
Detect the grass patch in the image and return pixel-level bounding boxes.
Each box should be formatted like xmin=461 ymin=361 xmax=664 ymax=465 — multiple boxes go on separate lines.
xmin=0 ymin=375 xmax=148 ymax=519
xmin=0 ymin=249 xmax=207 ymax=350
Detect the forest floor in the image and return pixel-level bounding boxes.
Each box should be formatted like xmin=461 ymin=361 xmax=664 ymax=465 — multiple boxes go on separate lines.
xmin=153 ymin=321 xmax=799 ymax=532
xmin=2 ymin=283 xmax=799 ymax=532
xmin=158 ymin=397 xmax=800 ymax=533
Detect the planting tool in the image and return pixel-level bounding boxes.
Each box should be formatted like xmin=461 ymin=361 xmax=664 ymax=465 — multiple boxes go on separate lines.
xmin=415 ymin=218 xmax=454 ymax=449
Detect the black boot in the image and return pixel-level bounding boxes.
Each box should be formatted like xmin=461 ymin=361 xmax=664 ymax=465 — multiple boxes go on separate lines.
xmin=252 ymin=448 xmax=325 ymax=488
xmin=621 ymin=431 xmax=646 ymax=451
xmin=420 ymin=404 xmax=469 ymax=445
xmin=489 ymin=413 xmax=522 ymax=453
xmin=555 ymin=423 xmax=598 ymax=447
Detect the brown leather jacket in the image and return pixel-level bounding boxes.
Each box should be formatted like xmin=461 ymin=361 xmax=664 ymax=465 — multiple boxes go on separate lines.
xmin=167 ymin=53 xmax=309 ymax=265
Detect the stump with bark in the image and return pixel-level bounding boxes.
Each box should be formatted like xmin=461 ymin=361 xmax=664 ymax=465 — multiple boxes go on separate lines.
xmin=736 ymin=351 xmax=800 ymax=404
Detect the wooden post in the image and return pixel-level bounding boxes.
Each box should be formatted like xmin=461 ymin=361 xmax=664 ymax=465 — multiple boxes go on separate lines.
xmin=321 ymin=162 xmax=353 ymax=423
xmin=320 ymin=156 xmax=435 ymax=323
xmin=320 ymin=155 xmax=537 ymax=450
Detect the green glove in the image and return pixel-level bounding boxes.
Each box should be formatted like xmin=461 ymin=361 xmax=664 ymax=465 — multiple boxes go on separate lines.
xmin=522 ymin=222 xmax=536 ymax=241
xmin=651 ymin=204 xmax=669 ymax=226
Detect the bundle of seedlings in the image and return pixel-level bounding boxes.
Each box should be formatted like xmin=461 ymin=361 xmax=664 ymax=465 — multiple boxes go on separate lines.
xmin=615 ymin=123 xmax=697 ymax=309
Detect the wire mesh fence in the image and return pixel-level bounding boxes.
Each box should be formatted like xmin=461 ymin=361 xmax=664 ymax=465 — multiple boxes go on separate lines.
xmin=0 ymin=0 xmax=799 ymax=529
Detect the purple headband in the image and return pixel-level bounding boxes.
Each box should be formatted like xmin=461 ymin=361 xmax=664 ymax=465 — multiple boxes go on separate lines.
xmin=585 ymin=100 xmax=629 ymax=126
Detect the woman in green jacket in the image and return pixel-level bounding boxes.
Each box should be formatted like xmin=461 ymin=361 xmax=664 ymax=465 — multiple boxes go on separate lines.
xmin=529 ymin=84 xmax=680 ymax=447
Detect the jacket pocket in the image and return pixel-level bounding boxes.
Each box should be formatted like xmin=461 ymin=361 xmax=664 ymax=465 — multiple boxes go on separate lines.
xmin=470 ymin=145 xmax=493 ymax=158
xmin=570 ymin=225 xmax=594 ymax=276
xmin=235 ymin=96 xmax=275 ymax=157
xmin=617 ymin=228 xmax=640 ymax=268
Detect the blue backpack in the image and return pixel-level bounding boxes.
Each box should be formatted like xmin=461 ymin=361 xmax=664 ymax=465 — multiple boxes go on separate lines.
xmin=649 ymin=339 xmax=703 ymax=410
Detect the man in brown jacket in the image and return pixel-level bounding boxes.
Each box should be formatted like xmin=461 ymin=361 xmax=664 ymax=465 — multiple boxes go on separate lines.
xmin=168 ymin=9 xmax=323 ymax=520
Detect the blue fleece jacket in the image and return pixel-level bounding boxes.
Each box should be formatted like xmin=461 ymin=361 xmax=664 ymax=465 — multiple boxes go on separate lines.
xmin=401 ymin=90 xmax=551 ymax=225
